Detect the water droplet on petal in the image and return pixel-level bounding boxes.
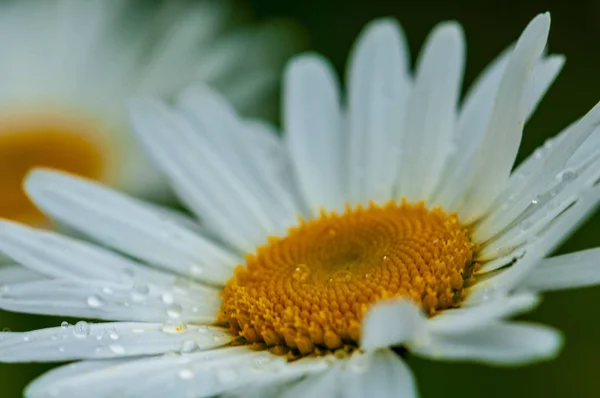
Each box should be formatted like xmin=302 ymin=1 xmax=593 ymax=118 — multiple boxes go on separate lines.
xmin=105 ymin=328 xmax=120 ymax=340
xmin=102 ymin=286 xmax=114 ymax=295
xmin=180 ymin=340 xmax=196 ymax=353
xmin=559 ymin=169 xmax=578 ymax=182
xmin=166 ymin=303 xmax=183 ymax=319
xmin=189 ymin=264 xmax=204 ymax=277
xmin=109 ymin=344 xmax=125 ymax=355
xmin=178 ymin=368 xmax=195 ymax=380
xmin=22 ymin=335 xmax=30 ymax=342
xmin=131 ymin=283 xmax=150 ymax=302
xmin=162 ymin=320 xmax=188 ymax=334
xmin=73 ymin=321 xmax=90 ymax=338
xmin=58 ymin=346 xmax=65 ymax=353
xmin=60 ymin=321 xmax=69 ymax=330
xmin=87 ymin=295 xmax=105 ymax=308
xmin=161 ymin=292 xmax=174 ymax=305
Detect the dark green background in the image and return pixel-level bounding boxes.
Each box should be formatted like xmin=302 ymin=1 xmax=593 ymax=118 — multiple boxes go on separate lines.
xmin=2 ymin=0 xmax=600 ymax=396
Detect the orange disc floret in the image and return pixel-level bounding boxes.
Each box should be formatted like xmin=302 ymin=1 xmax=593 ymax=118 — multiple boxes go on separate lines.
xmin=220 ymin=200 xmax=474 ymax=356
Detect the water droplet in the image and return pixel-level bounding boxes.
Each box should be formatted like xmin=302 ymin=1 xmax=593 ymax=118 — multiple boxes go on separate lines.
xmin=109 ymin=344 xmax=125 ymax=355
xmin=329 ymin=270 xmax=352 ymax=283
xmin=161 ymin=292 xmax=174 ymax=305
xmin=292 ymin=264 xmax=309 ymax=281
xmin=180 ymin=340 xmax=196 ymax=353
xmin=121 ymin=268 xmax=135 ymax=281
xmin=217 ymin=368 xmax=237 ymax=384
xmin=102 ymin=286 xmax=114 ymax=295
xmin=58 ymin=346 xmax=65 ymax=353
xmin=196 ymin=325 xmax=209 ymax=334
xmin=162 ymin=320 xmax=188 ymax=334
xmin=131 ymin=283 xmax=150 ymax=302
xmin=559 ymin=169 xmax=578 ymax=182
xmin=211 ymin=331 xmax=228 ymax=343
xmin=104 ymin=328 xmax=120 ymax=340
xmin=520 ymin=219 xmax=533 ymax=232
xmin=382 ymin=255 xmax=390 ymax=262
xmin=60 ymin=321 xmax=69 ymax=330
xmin=189 ymin=264 xmax=204 ymax=277
xmin=349 ymin=354 xmax=370 ymax=374
xmin=533 ymin=148 xmax=544 ymax=159
xmin=178 ymin=368 xmax=195 ymax=380
xmin=87 ymin=295 xmax=105 ymax=308
xmin=251 ymin=354 xmax=272 ymax=371
xmin=22 ymin=335 xmax=30 ymax=342
xmin=73 ymin=321 xmax=90 ymax=338
xmin=166 ymin=303 xmax=183 ymax=319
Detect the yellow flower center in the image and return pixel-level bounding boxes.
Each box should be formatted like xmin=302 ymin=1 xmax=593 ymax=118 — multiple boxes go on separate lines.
xmin=220 ymin=200 xmax=476 ymax=357
xmin=0 ymin=113 xmax=105 ymax=223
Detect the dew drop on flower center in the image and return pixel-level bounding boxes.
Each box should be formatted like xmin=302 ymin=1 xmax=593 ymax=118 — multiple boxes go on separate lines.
xmin=220 ymin=200 xmax=477 ymax=357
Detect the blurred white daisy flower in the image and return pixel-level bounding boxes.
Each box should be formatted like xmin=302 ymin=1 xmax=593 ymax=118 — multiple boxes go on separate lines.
xmin=2 ymin=11 xmax=600 ymax=398
xmin=0 ymin=0 xmax=297 ymax=224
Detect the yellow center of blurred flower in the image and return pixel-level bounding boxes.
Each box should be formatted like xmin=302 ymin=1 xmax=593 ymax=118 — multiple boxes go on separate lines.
xmin=0 ymin=114 xmax=105 ymax=223
xmin=220 ymin=201 xmax=476 ymax=357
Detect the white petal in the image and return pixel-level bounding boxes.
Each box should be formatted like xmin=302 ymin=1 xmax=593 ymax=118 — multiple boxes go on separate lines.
xmin=427 ymin=293 xmax=539 ymax=334
xmin=470 ymin=183 xmax=600 ymax=299
xmin=361 ymin=299 xmax=426 ymax=351
xmin=458 ymin=13 xmax=550 ymax=222
xmin=284 ymin=54 xmax=344 ymax=214
xmin=0 ymin=220 xmax=171 ymax=283
xmin=520 ymin=249 xmax=600 ymax=291
xmin=411 ymin=321 xmax=562 ymax=366
xmin=128 ymin=98 xmax=276 ymax=252
xmin=395 ymin=21 xmax=464 ymax=202
xmin=176 ymin=85 xmax=302 ymax=229
xmin=474 ymin=99 xmax=600 ymax=244
xmin=0 ymin=264 xmax=43 ymax=284
xmin=282 ymin=351 xmax=417 ymax=398
xmin=0 ymin=279 xmax=219 ymax=323
xmin=25 ymin=169 xmax=240 ymax=285
xmin=345 ymin=18 xmax=411 ymax=204
xmin=26 ymin=347 xmax=329 ymax=398
xmin=434 ymin=48 xmax=563 ymax=210
xmin=0 ymin=322 xmax=230 ymax=362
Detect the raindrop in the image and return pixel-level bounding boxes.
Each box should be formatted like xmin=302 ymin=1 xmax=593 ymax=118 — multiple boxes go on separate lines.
xmin=292 ymin=264 xmax=309 ymax=281
xmin=519 ymin=219 xmax=533 ymax=232
xmin=121 ymin=268 xmax=135 ymax=281
xmin=109 ymin=344 xmax=126 ymax=355
xmin=559 ymin=169 xmax=578 ymax=182
xmin=166 ymin=303 xmax=183 ymax=319
xmin=87 ymin=295 xmax=105 ymax=308
xmin=329 ymin=270 xmax=352 ymax=284
xmin=162 ymin=292 xmax=174 ymax=305
xmin=60 ymin=321 xmax=69 ymax=330
xmin=196 ymin=325 xmax=209 ymax=334
xmin=105 ymin=328 xmax=120 ymax=341
xmin=180 ymin=340 xmax=196 ymax=353
xmin=178 ymin=368 xmax=195 ymax=380
xmin=131 ymin=283 xmax=150 ymax=302
xmin=162 ymin=320 xmax=188 ymax=334
xmin=189 ymin=264 xmax=204 ymax=277
xmin=212 ymin=331 xmax=228 ymax=343
xmin=251 ymin=354 xmax=272 ymax=371
xmin=73 ymin=321 xmax=90 ymax=338
xmin=217 ymin=368 xmax=237 ymax=384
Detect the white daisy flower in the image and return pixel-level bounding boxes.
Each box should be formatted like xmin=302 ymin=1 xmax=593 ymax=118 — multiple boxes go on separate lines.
xmin=0 ymin=0 xmax=296 ymax=224
xmin=2 ymin=11 xmax=600 ymax=398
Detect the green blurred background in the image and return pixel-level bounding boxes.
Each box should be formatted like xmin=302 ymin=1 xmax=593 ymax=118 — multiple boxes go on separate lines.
xmin=2 ymin=0 xmax=600 ymax=396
